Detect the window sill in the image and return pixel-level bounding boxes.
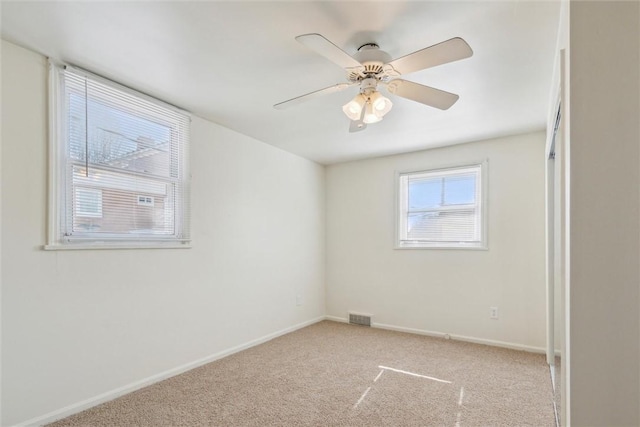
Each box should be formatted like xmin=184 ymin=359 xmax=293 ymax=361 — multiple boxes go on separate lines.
xmin=394 ymin=244 xmax=488 ymax=251
xmin=43 ymin=242 xmax=191 ymax=251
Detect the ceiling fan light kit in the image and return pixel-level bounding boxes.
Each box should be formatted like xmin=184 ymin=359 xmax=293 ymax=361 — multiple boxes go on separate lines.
xmin=342 ymin=89 xmax=392 ymax=124
xmin=274 ymin=33 xmax=473 ymax=132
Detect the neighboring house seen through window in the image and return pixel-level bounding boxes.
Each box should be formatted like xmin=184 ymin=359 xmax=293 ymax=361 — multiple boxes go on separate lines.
xmin=47 ymin=62 xmax=190 ymax=249
xmin=397 ymin=163 xmax=486 ymax=249
xmin=74 ymin=187 xmax=103 ymax=219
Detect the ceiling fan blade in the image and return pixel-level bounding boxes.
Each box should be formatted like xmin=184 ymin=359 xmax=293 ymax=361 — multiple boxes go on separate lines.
xmin=274 ymin=83 xmax=354 ymax=110
xmin=349 ymin=105 xmax=367 ymax=133
xmin=385 ymin=79 xmax=459 ymax=110
xmin=349 ymin=120 xmax=367 ymax=133
xmin=386 ymin=37 xmax=473 ymax=76
xmin=296 ymin=33 xmax=364 ymax=71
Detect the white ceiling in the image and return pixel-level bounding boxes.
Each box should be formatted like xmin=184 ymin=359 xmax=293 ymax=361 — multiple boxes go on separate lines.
xmin=1 ymin=1 xmax=561 ymax=165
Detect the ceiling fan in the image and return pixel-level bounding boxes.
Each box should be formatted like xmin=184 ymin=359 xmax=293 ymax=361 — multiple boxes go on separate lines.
xmin=274 ymin=33 xmax=473 ymax=132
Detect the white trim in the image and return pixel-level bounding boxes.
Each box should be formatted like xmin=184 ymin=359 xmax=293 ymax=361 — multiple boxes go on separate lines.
xmin=325 ymin=316 xmax=546 ymax=354
xmin=15 ymin=316 xmax=325 ymax=427
xmin=47 ymin=59 xmax=63 ymax=247
xmin=546 ymin=155 xmax=555 ymax=366
xmin=325 ymin=315 xmax=350 ymax=323
xmin=43 ymin=242 xmax=191 ymax=251
xmin=560 ymin=45 xmax=570 ymax=427
xmin=393 ymin=245 xmax=488 ymax=251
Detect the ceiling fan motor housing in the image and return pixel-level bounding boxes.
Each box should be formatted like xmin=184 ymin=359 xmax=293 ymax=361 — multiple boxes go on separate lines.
xmin=348 ymin=44 xmax=393 ymax=82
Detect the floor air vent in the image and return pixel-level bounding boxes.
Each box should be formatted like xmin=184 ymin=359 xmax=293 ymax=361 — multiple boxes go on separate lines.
xmin=349 ymin=313 xmax=372 ymax=327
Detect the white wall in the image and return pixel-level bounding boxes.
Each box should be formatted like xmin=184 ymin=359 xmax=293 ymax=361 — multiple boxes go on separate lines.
xmin=326 ymin=132 xmax=547 ymax=349
xmin=568 ymin=2 xmax=640 ymax=425
xmin=0 ymin=40 xmax=326 ymax=426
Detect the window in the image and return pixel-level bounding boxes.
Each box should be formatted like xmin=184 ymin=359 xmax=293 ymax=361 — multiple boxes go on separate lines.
xmin=397 ymin=163 xmax=486 ymax=249
xmin=47 ymin=62 xmax=190 ymax=249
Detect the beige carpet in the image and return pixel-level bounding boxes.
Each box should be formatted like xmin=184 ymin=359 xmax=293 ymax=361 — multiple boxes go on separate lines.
xmin=49 ymin=321 xmax=555 ymax=426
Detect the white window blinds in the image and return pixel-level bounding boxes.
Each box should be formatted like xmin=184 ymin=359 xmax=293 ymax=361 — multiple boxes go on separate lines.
xmin=50 ymin=64 xmax=190 ymax=246
xmin=397 ymin=164 xmax=486 ymax=249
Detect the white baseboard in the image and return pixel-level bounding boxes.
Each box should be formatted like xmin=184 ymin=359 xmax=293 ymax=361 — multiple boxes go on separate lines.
xmin=325 ymin=316 xmax=546 ymax=354
xmin=16 ymin=316 xmax=325 ymax=427
xmin=325 ymin=315 xmax=349 ymax=324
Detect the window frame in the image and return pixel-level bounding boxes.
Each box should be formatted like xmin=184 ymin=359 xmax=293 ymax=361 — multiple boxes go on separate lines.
xmin=45 ymin=61 xmax=191 ymax=250
xmin=395 ymin=161 xmax=488 ymax=250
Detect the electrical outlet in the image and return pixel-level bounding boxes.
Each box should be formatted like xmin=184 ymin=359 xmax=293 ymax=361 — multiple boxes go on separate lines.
xmin=296 ymin=295 xmax=303 ymax=306
xmin=490 ymin=306 xmax=499 ymax=319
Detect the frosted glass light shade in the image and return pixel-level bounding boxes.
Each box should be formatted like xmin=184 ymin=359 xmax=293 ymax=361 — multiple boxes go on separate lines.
xmin=363 ymin=102 xmax=382 ymax=124
xmin=342 ymin=94 xmax=367 ymax=120
xmin=369 ymin=91 xmax=392 ymax=117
